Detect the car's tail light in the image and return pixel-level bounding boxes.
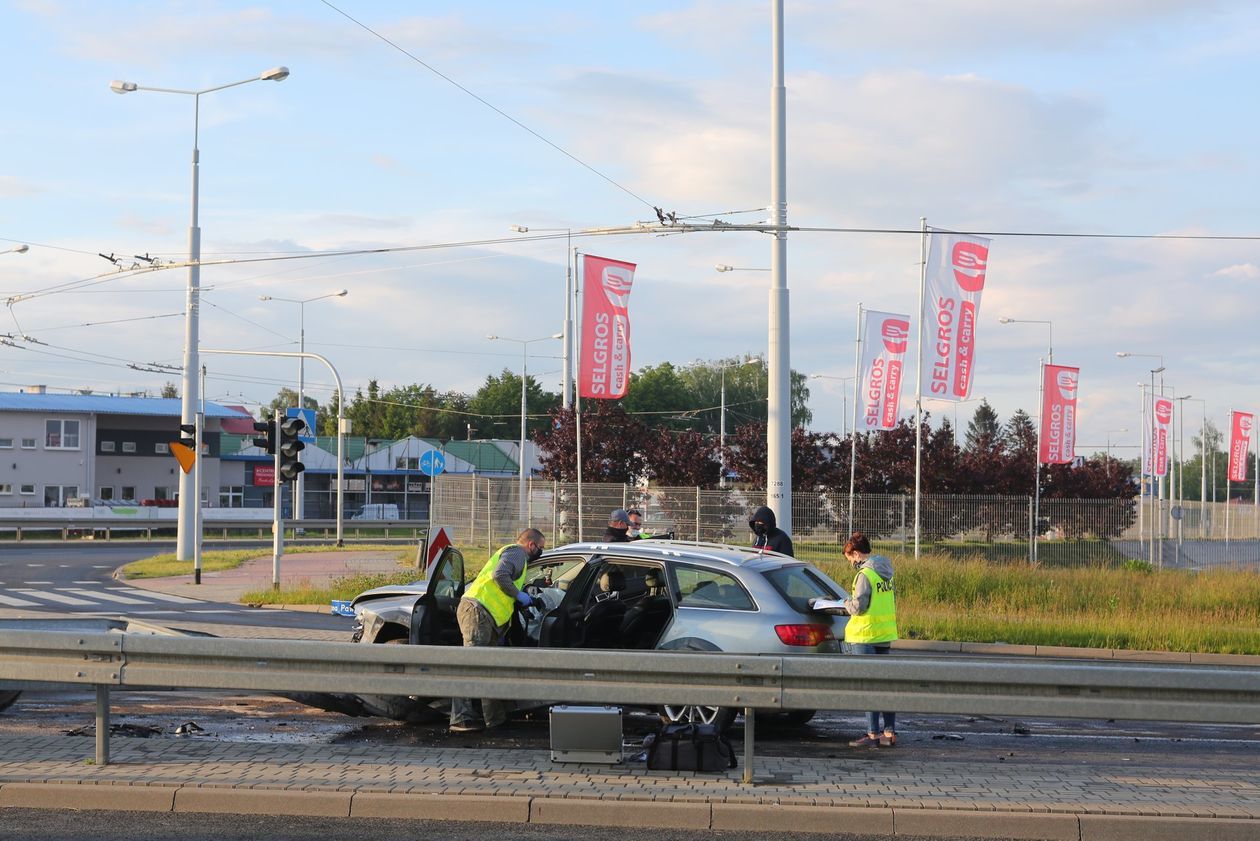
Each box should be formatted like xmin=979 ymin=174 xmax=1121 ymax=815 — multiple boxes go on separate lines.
xmin=775 ymin=624 xmax=835 ymax=647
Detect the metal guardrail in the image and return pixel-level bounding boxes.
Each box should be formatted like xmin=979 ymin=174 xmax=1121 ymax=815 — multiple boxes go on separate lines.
xmin=2 ymin=629 xmax=1258 ymax=782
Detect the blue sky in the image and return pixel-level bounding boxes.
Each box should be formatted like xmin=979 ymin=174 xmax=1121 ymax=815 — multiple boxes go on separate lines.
xmin=2 ymin=0 xmax=1259 ymax=459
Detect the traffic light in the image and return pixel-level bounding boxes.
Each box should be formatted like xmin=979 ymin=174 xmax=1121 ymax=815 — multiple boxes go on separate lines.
xmin=252 ymin=419 xmax=276 ymax=455
xmin=169 ymin=422 xmax=198 ymax=475
xmin=278 ymin=415 xmax=306 ymax=482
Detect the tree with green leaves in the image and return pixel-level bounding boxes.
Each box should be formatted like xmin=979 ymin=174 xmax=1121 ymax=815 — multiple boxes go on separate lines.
xmin=467 ymin=369 xmax=559 ymax=440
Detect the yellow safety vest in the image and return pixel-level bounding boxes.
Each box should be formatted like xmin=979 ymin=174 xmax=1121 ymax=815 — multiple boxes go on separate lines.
xmin=846 ymin=566 xmax=898 ymax=644
xmin=464 ymin=545 xmax=527 ymax=628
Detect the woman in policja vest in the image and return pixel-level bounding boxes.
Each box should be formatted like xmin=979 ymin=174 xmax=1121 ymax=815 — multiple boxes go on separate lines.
xmin=842 ymin=531 xmax=898 ymax=748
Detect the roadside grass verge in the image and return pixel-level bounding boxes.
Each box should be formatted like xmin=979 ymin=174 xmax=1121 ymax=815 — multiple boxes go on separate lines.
xmin=239 ymin=570 xmax=423 ymax=605
xmin=812 ymin=552 xmax=1260 ymax=654
xmin=120 ymin=544 xmax=411 ymax=580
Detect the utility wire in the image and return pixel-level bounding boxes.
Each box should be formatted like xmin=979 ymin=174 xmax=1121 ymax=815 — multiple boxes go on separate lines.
xmin=318 ymin=0 xmax=660 ymax=213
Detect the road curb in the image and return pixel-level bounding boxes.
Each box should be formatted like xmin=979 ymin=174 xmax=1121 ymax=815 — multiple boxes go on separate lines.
xmin=2 ymin=782 xmax=1259 ymax=838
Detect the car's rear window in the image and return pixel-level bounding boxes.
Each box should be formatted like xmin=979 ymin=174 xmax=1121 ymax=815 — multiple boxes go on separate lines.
xmin=764 ymin=565 xmax=841 ymax=615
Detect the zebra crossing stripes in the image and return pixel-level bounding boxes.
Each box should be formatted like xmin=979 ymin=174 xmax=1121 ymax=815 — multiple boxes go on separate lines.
xmin=0 ymin=592 xmax=41 ymax=607
xmin=0 ymin=586 xmax=241 ymax=614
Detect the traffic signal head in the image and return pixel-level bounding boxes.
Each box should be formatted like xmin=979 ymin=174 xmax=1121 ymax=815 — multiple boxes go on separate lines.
xmin=178 ymin=423 xmax=196 ymax=449
xmin=168 ymin=422 xmax=198 ymax=475
xmin=252 ymin=420 xmax=277 ymax=455
xmin=278 ymin=416 xmax=306 ymax=481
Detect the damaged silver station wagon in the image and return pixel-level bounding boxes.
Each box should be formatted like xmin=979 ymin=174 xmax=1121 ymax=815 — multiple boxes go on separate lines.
xmin=326 ymin=540 xmax=850 ymax=729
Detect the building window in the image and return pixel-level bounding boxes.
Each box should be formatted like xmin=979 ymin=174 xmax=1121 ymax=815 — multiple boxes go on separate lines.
xmin=0 ymin=484 xmax=12 ymax=494
xmin=43 ymin=485 xmax=80 ymax=507
xmin=100 ymin=441 xmax=116 ymax=452
xmin=396 ymin=456 xmax=419 ymax=470
xmin=122 ymin=441 xmax=137 ymax=453
xmin=45 ymin=419 xmax=81 ymax=449
xmin=155 ymin=442 xmax=170 ymax=454
xmin=154 ymin=486 xmax=172 ymax=501
xmin=20 ymin=484 xmax=35 ymax=495
xmin=219 ymin=486 xmax=245 ymax=508
xmin=99 ymin=486 xmax=115 ymax=501
xmin=0 ymin=438 xmax=12 ymax=449
xmin=121 ymin=486 xmax=136 ymax=501
xmin=21 ymin=438 xmax=36 ymax=449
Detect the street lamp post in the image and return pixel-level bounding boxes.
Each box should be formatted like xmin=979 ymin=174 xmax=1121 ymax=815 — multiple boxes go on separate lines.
xmin=259 ymin=290 xmax=348 ymax=520
xmin=810 ymin=373 xmax=857 ymax=535
xmin=511 ymin=226 xmax=574 ymax=409
xmin=1117 ymin=351 xmax=1165 ymax=567
xmin=111 ymin=66 xmax=290 ymax=561
xmin=487 ymin=332 xmax=563 ymax=525
xmin=998 ymin=317 xmax=1053 ymax=564
xmin=1105 ymin=428 xmax=1128 ymax=466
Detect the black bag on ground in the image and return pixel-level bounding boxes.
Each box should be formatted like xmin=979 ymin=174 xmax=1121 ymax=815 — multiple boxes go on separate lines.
xmin=644 ymin=722 xmax=737 ymax=772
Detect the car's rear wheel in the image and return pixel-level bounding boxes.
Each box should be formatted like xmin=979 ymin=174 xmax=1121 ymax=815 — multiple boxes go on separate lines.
xmin=659 ymin=704 xmax=737 ymax=732
xmin=777 ymin=708 xmax=816 ymax=726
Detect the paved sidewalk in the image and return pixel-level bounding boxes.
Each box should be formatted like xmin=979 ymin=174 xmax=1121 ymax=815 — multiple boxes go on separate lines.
xmin=1 ymin=730 xmax=1258 ymax=839
xmin=119 ymin=549 xmax=415 ymax=611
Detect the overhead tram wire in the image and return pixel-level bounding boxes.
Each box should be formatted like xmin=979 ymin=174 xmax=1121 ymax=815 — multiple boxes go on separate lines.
xmin=318 ymin=0 xmax=662 ymax=215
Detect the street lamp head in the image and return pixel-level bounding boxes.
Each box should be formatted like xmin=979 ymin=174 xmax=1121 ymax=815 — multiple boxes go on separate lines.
xmin=998 ymin=317 xmax=1013 ymax=324
xmin=110 ymin=80 xmax=138 ymax=94
xmin=487 ymin=334 xmax=499 ymax=341
xmin=550 ymin=332 xmax=563 ymax=339
xmin=258 ymin=295 xmax=272 ymax=302
xmin=335 ymin=289 xmax=348 ymax=297
xmin=714 ymin=264 xmax=734 ymax=272
xmin=14 ymin=244 xmax=28 ymax=253
xmin=1116 ymin=351 xmax=1130 ymax=358
xmin=260 ymin=66 xmax=290 ymax=82
xmin=509 ymin=225 xmax=529 ymax=233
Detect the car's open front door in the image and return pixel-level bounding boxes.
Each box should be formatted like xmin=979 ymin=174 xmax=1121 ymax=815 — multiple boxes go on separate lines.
xmin=409 ymin=546 xmax=466 ymax=645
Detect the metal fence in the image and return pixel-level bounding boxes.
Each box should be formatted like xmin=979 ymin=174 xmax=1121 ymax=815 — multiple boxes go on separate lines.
xmin=431 ymin=476 xmax=1260 ymax=571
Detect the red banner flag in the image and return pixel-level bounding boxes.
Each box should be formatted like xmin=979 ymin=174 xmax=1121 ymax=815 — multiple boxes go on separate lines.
xmin=1039 ymin=364 xmax=1079 ymax=464
xmin=856 ymin=309 xmax=911 ymax=431
xmin=1229 ymin=410 xmax=1253 ymax=483
xmin=578 ymin=254 xmax=636 ymax=399
xmin=1152 ymin=397 xmax=1173 ymax=478
xmin=922 ymin=231 xmax=991 ymax=401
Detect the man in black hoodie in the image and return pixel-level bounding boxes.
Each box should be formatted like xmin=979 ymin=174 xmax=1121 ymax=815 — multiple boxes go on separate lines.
xmin=749 ymin=505 xmax=794 ymax=556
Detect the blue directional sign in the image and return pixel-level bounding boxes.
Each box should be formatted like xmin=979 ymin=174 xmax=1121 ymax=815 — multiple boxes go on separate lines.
xmin=418 ymin=450 xmax=446 ymax=477
xmin=286 ymin=407 xmax=317 ymax=443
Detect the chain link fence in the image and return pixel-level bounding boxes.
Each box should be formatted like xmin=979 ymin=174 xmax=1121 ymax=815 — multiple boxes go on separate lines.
xmin=429 ymin=475 xmax=1260 ymax=571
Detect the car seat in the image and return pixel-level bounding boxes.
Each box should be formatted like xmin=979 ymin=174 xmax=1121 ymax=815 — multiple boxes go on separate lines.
xmin=619 ymin=571 xmax=672 ymax=649
xmin=582 ymin=568 xmax=627 ymax=648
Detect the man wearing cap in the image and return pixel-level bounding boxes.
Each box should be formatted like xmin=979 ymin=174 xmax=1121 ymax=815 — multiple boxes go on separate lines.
xmin=604 ymin=509 xmax=632 ymax=542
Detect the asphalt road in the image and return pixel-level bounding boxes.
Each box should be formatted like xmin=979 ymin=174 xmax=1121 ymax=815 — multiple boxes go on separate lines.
xmin=0 ymin=542 xmax=350 ymax=633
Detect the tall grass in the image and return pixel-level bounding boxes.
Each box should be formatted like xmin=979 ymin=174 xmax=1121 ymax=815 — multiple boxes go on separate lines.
xmin=813 ymin=551 xmax=1260 ymax=654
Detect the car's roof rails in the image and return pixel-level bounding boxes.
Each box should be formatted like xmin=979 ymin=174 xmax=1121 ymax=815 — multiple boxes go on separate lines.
xmin=552 ymin=539 xmax=787 ymax=567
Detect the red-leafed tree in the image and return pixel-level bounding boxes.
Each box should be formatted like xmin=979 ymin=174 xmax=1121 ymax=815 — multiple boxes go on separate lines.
xmin=533 ymin=403 xmax=649 ymax=483
xmin=646 ymin=428 xmax=722 ymax=487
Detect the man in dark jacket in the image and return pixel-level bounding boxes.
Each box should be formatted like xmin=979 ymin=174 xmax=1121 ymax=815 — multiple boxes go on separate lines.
xmin=749 ymin=505 xmax=794 ymax=556
xmin=603 ymin=508 xmax=632 ymax=542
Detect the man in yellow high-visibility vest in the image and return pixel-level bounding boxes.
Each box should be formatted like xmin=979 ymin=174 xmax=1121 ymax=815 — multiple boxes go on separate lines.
xmin=841 ymin=530 xmax=898 ymax=748
xmin=449 ymin=528 xmax=546 ymax=733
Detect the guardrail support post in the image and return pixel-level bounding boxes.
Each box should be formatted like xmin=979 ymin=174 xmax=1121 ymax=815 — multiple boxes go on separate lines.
xmin=95 ymin=685 xmax=110 ymax=766
xmin=742 ymin=706 xmax=755 ymax=784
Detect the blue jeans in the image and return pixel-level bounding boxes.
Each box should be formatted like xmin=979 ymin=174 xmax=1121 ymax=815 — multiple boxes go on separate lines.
xmin=845 ymin=642 xmax=896 ymax=734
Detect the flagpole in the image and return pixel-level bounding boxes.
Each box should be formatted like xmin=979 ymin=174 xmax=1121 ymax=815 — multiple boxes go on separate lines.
xmin=1033 ymin=357 xmax=1044 ymax=565
xmin=575 ymin=248 xmax=584 ymax=542
xmin=848 ymin=303 xmax=862 ymax=537
xmin=913 ymin=217 xmax=927 ymax=559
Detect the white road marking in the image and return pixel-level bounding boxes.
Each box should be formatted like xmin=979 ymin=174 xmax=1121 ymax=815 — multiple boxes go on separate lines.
xmin=0 ymin=593 xmax=41 ymax=607
xmin=66 ymin=588 xmax=150 ymax=605
xmin=11 ymin=589 xmax=95 ymax=606
xmin=25 ymin=581 xmax=53 ymax=585
xmin=107 ymin=588 xmax=202 ymax=605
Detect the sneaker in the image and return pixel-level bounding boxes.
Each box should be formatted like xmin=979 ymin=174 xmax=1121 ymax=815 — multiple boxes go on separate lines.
xmin=879 ymin=732 xmax=897 ymax=747
xmin=848 ymin=734 xmax=880 ymax=748
xmin=448 ymin=721 xmax=484 ymax=733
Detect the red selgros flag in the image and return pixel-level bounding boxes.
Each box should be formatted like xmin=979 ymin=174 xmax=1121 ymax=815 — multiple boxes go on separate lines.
xmin=922 ymin=231 xmax=990 ymax=401
xmin=1229 ymin=410 xmax=1253 ymax=483
xmin=579 ymin=254 xmax=636 ymax=399
xmin=856 ymin=309 xmax=911 ymax=432
xmin=1152 ymin=397 xmax=1173 ymax=478
xmin=1039 ymin=364 xmax=1079 ymax=465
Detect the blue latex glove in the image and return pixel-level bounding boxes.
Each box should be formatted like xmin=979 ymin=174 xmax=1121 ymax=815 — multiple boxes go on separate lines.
xmin=514 ymin=591 xmax=535 ymax=608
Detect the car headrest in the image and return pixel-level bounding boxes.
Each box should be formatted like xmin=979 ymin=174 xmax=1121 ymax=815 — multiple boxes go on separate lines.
xmin=599 ymin=568 xmax=626 ymax=593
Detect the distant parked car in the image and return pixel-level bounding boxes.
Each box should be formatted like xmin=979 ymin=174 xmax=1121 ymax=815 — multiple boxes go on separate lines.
xmin=350 ymin=503 xmax=400 ymax=521
xmin=331 ymin=539 xmax=850 ymax=729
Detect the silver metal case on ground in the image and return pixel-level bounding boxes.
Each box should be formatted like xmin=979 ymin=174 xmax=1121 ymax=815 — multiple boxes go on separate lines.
xmin=549 ymin=705 xmax=623 ymax=763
